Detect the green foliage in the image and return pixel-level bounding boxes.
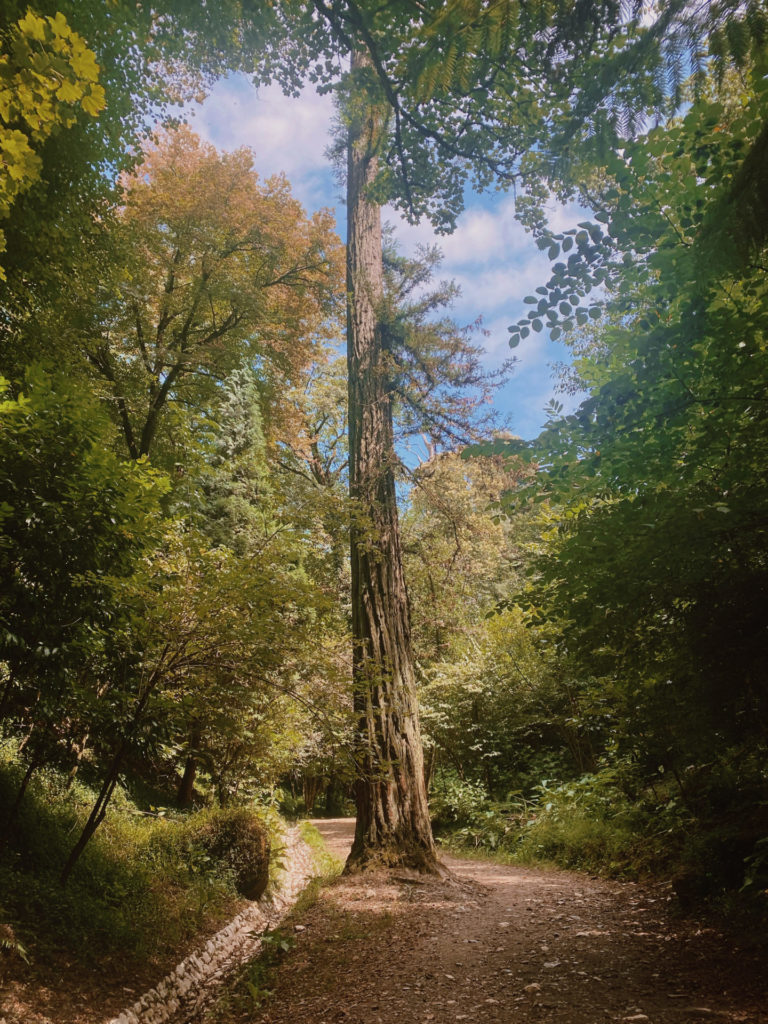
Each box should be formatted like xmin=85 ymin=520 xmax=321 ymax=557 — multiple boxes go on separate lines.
xmin=0 ymin=750 xmax=246 ymax=964
xmin=462 ymin=52 xmax=768 ymax=904
xmin=429 ymin=773 xmax=489 ymax=829
xmin=187 ymin=806 xmax=270 ymax=899
xmin=0 ymin=8 xmax=105 ymax=276
xmin=524 ymin=80 xmax=768 ymax=746
xmin=255 ymin=2 xmax=768 ymax=232
xmin=421 ymin=606 xmax=596 ymax=798
xmin=436 ymin=753 xmax=768 ymax=904
xmin=0 ymin=366 xmax=167 ymax=764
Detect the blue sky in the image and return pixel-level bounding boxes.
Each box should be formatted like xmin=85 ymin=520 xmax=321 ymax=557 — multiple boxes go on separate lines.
xmin=190 ymin=73 xmax=582 ymax=441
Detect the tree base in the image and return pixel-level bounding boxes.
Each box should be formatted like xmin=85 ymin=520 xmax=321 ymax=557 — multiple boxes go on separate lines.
xmin=343 ymin=841 xmax=444 ymax=877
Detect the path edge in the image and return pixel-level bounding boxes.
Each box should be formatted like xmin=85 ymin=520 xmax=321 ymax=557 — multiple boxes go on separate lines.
xmin=106 ymin=825 xmax=316 ymax=1024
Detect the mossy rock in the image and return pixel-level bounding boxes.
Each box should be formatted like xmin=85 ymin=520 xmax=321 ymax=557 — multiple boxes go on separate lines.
xmin=193 ymin=807 xmax=271 ymax=900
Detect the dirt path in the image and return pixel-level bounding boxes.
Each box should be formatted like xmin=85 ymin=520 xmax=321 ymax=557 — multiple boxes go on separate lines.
xmin=249 ymin=818 xmax=766 ymax=1024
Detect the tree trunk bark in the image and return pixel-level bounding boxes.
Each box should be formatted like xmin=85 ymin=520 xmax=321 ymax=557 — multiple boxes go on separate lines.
xmin=344 ymin=49 xmax=438 ymax=874
xmin=177 ymin=753 xmax=198 ymax=808
xmin=177 ymin=722 xmax=202 ymax=808
xmin=61 ymin=740 xmax=126 ymax=885
xmin=0 ymin=755 xmax=40 ymax=851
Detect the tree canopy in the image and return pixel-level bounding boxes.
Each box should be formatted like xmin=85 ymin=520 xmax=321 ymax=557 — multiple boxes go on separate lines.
xmin=1 ymin=0 xmax=767 ymax=906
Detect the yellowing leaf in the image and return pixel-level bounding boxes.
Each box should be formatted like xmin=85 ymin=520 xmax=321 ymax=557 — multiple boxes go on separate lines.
xmin=56 ymin=79 xmax=83 ymax=103
xmin=70 ymin=45 xmax=100 ymax=83
xmin=17 ymin=11 xmax=47 ymax=43
xmin=48 ymin=12 xmax=73 ymax=39
xmin=81 ymin=84 xmax=106 ymax=117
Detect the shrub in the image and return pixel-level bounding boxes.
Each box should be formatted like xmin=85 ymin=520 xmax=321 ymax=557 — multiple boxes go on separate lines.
xmin=187 ymin=806 xmax=271 ymax=900
xmin=429 ymin=773 xmax=489 ymax=829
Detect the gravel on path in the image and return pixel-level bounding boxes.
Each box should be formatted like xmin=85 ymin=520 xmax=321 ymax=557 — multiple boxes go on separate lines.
xmin=247 ymin=818 xmax=767 ymax=1024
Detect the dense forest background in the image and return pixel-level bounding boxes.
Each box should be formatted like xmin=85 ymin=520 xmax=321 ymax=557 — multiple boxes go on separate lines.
xmin=1 ymin=0 xmax=767 ymax=971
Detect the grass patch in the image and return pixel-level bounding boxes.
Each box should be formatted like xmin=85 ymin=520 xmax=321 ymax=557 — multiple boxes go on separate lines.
xmin=299 ymin=819 xmax=345 ymax=876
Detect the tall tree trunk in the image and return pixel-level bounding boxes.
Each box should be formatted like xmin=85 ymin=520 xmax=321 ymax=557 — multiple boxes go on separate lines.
xmin=345 ymin=49 xmax=437 ymax=874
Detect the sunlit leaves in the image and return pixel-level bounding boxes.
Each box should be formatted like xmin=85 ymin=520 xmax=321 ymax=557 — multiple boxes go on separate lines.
xmin=507 ymin=65 xmax=768 ymax=770
xmin=0 ymin=10 xmax=105 ymax=277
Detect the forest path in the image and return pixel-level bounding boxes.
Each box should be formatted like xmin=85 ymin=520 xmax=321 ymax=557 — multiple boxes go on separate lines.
xmin=248 ymin=817 xmax=766 ymax=1024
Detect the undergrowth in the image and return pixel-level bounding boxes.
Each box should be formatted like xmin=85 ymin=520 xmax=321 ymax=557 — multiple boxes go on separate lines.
xmin=0 ymin=750 xmax=278 ymax=969
xmin=432 ymin=766 xmax=768 ymax=911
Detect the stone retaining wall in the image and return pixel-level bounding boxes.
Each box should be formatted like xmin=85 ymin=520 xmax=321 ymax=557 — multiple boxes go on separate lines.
xmin=106 ymin=826 xmax=316 ymax=1024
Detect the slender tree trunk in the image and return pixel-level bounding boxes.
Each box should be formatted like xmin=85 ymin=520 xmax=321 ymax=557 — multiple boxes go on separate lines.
xmin=0 ymin=669 xmax=17 ymax=724
xmin=0 ymin=755 xmax=40 ymax=852
xmin=177 ymin=722 xmax=202 ymax=808
xmin=65 ymin=730 xmax=91 ymax=790
xmin=177 ymin=754 xmax=198 ymax=808
xmin=60 ymin=659 xmax=164 ymax=885
xmin=344 ymin=49 xmax=437 ymax=874
xmin=60 ymin=752 xmax=123 ymax=885
xmin=303 ymin=775 xmax=321 ymax=815
xmin=423 ymin=745 xmax=437 ymax=794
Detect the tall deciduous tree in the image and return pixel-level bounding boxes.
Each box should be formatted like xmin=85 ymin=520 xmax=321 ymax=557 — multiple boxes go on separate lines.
xmin=85 ymin=126 xmax=342 ymax=462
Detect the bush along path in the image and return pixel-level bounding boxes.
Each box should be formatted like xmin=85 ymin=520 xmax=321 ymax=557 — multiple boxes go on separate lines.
xmin=106 ymin=826 xmax=316 ymax=1024
xmin=221 ymin=818 xmax=767 ymax=1024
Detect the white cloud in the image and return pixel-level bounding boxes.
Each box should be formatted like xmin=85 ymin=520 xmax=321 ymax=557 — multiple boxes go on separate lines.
xmin=452 ymin=258 xmax=548 ymax=317
xmin=186 ymin=74 xmax=581 ymax=438
xmin=389 ymin=194 xmax=531 ymax=268
xmin=188 ymin=75 xmax=338 ymax=211
xmin=546 ymin=200 xmax=589 ymax=234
